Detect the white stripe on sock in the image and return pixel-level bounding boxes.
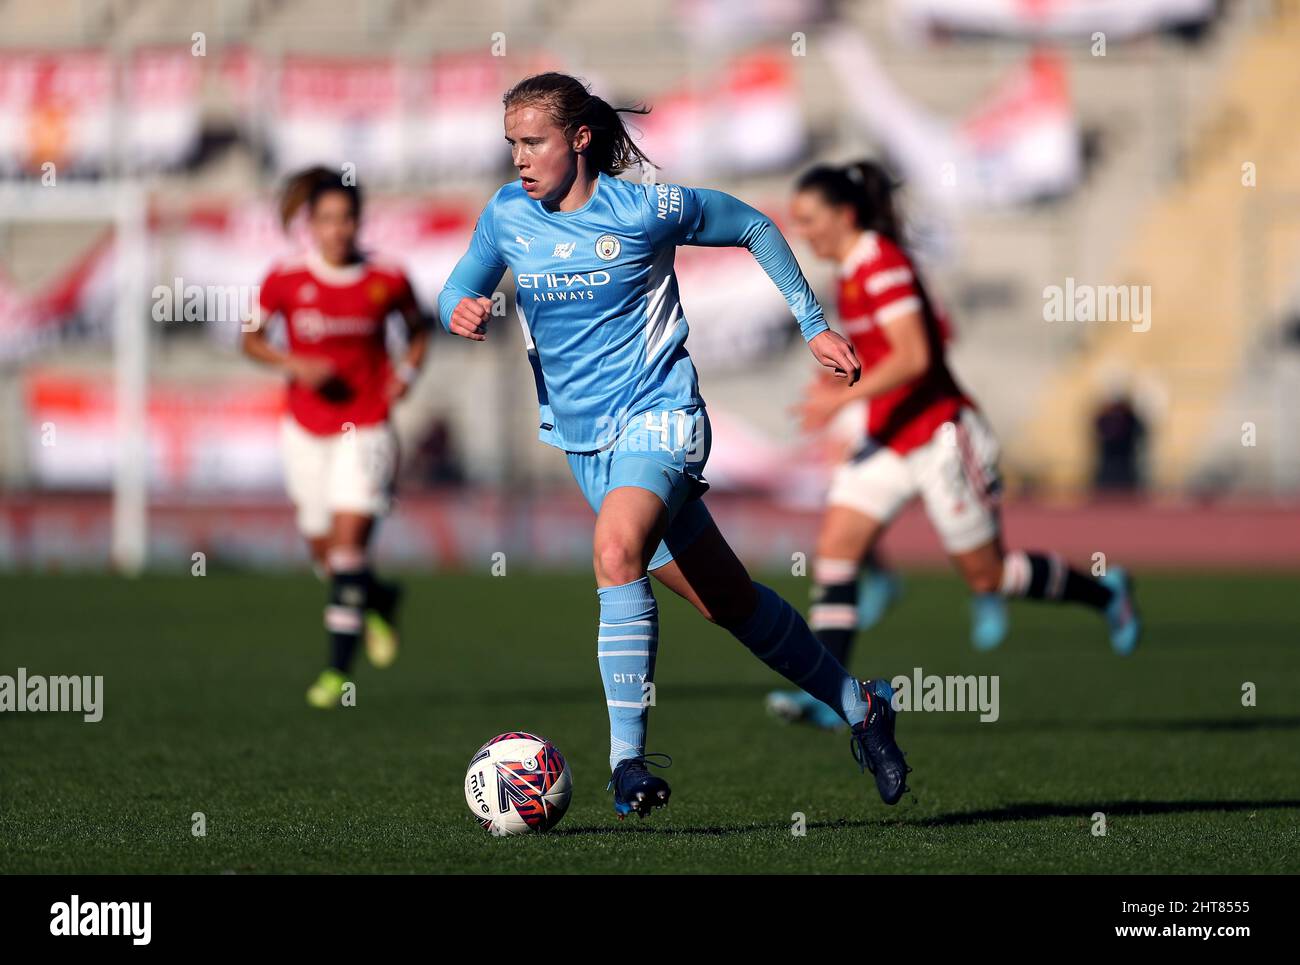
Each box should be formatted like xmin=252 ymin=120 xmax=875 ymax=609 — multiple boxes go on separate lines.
xmin=1000 ymin=551 xmax=1030 ymax=596
xmin=1047 ymin=554 xmax=1066 ymax=599
xmin=813 ymin=557 xmax=858 ymax=584
xmin=810 ymin=603 xmax=858 ymax=629
xmin=324 ymin=605 xmax=362 ymax=633
xmin=598 ymin=650 xmax=651 ymax=657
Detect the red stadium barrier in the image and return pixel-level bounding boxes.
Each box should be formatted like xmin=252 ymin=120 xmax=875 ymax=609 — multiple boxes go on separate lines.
xmin=1 ymin=491 xmax=1296 ymax=570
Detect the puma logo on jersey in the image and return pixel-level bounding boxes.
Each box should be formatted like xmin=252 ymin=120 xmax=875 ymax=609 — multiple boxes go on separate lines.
xmin=515 ymin=234 xmax=534 ymax=252
xmin=552 ymin=242 xmax=576 ymax=259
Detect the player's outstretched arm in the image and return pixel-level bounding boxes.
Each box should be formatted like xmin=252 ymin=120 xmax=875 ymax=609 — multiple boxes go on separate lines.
xmin=683 ymin=188 xmax=860 ymax=384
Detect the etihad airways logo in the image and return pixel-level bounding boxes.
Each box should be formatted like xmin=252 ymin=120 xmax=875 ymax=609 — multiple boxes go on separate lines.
xmin=518 ymin=270 xmax=611 ymax=302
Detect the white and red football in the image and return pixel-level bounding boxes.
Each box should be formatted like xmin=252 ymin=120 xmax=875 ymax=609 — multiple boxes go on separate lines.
xmin=464 ymin=731 xmax=573 ymax=835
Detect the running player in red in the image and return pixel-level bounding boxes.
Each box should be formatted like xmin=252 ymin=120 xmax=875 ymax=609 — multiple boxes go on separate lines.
xmin=242 ymin=167 xmax=429 ymax=708
xmin=768 ymin=160 xmax=1140 ymax=728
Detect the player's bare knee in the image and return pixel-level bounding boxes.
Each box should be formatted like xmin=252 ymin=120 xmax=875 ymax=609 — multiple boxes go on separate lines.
xmin=593 ymin=537 xmax=645 ymax=586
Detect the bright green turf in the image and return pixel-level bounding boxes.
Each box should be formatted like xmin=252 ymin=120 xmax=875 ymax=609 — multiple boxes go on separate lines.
xmin=1 ymin=569 xmax=1297 ymax=874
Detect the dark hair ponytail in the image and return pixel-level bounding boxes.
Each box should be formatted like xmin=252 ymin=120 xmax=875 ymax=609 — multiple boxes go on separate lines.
xmin=796 ymin=159 xmax=902 ymax=243
xmin=503 ymin=72 xmax=655 ymax=176
xmin=279 ymin=166 xmax=363 ymax=229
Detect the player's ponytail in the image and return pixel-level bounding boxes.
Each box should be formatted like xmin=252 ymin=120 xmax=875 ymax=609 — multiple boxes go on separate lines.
xmin=278 ymin=166 xmax=363 ymax=230
xmin=503 ymin=72 xmax=655 ymax=176
xmin=796 ymin=159 xmax=903 ymax=245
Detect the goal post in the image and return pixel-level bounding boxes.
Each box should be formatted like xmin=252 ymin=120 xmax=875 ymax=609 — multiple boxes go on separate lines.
xmin=0 ymin=180 xmax=150 ymax=574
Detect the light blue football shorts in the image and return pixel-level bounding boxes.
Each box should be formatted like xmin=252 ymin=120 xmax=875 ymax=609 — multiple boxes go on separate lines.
xmin=565 ymin=405 xmax=714 ymax=570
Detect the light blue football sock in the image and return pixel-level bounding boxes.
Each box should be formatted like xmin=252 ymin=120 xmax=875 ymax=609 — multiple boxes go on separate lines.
xmin=733 ymin=582 xmax=868 ymax=724
xmin=596 ymin=576 xmax=659 ymax=771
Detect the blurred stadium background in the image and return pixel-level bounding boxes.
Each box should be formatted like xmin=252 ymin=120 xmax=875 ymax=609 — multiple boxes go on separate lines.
xmin=2 ymin=0 xmax=1298 ymax=575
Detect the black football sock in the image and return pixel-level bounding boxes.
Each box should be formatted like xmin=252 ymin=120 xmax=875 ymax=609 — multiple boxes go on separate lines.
xmin=368 ymin=578 xmax=400 ymax=619
xmin=324 ymin=550 xmax=373 ymax=672
xmin=809 ymin=558 xmax=860 ymax=669
xmin=1000 ymin=550 xmax=1113 ymax=611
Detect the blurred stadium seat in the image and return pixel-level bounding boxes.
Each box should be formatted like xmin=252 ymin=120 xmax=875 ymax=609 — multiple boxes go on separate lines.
xmin=1 ymin=0 xmax=1296 ymax=570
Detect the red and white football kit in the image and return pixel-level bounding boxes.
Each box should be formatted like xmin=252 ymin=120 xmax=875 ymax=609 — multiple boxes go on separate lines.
xmin=256 ymin=251 xmax=410 ymax=536
xmin=825 ymin=231 xmax=1002 ymax=554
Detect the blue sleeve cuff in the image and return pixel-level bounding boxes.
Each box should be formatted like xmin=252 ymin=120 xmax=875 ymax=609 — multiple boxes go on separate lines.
xmin=800 ymin=317 xmax=829 ymax=342
xmin=437 ymin=290 xmax=458 ymax=333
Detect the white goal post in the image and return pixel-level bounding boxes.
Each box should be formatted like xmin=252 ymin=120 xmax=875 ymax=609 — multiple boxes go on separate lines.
xmin=0 ymin=181 xmax=150 ymax=574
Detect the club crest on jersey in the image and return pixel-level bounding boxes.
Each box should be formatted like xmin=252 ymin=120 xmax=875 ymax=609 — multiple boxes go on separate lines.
xmin=552 ymin=241 xmax=576 ymax=259
xmin=595 ymin=234 xmax=621 ymax=261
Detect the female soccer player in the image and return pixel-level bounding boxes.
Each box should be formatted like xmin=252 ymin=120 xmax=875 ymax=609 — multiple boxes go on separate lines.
xmin=439 ymin=72 xmax=910 ymax=819
xmin=243 ymin=167 xmax=429 ymax=708
xmin=767 ymin=161 xmax=1141 ymax=727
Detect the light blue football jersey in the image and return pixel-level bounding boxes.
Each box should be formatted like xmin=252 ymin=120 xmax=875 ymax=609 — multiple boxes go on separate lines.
xmin=438 ymin=172 xmax=827 ymax=452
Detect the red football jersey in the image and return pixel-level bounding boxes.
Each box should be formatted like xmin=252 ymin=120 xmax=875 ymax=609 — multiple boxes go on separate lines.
xmin=257 ymin=252 xmax=413 ymax=435
xmin=838 ymin=232 xmax=970 ymax=455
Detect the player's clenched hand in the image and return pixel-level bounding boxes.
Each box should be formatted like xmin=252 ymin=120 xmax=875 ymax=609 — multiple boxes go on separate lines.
xmin=287 ymin=355 xmax=335 ymax=389
xmin=449 ymin=296 xmax=494 ymax=341
xmin=808 ymin=330 xmax=860 ymax=386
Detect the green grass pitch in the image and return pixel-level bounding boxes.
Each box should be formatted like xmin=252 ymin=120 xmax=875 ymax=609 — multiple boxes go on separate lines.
xmin=2 ymin=569 xmax=1297 ymax=874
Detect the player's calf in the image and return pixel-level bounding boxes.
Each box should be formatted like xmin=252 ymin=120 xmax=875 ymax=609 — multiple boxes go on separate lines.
xmin=597 ymin=576 xmax=663 ymax=819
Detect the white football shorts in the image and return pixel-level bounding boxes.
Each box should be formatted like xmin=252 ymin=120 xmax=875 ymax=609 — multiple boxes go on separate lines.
xmin=281 ymin=417 xmax=398 ymax=538
xmin=826 ymin=407 xmax=1002 ymax=554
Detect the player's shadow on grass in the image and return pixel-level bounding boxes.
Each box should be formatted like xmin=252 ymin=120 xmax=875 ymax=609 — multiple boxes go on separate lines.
xmin=924 ymin=715 xmax=1300 ymax=734
xmin=429 ymin=681 xmax=773 ymax=707
xmin=552 ymin=799 xmax=1300 ymax=837
xmin=910 ymin=798 xmax=1300 ymax=827
xmin=550 ymin=822 xmax=810 ymax=837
